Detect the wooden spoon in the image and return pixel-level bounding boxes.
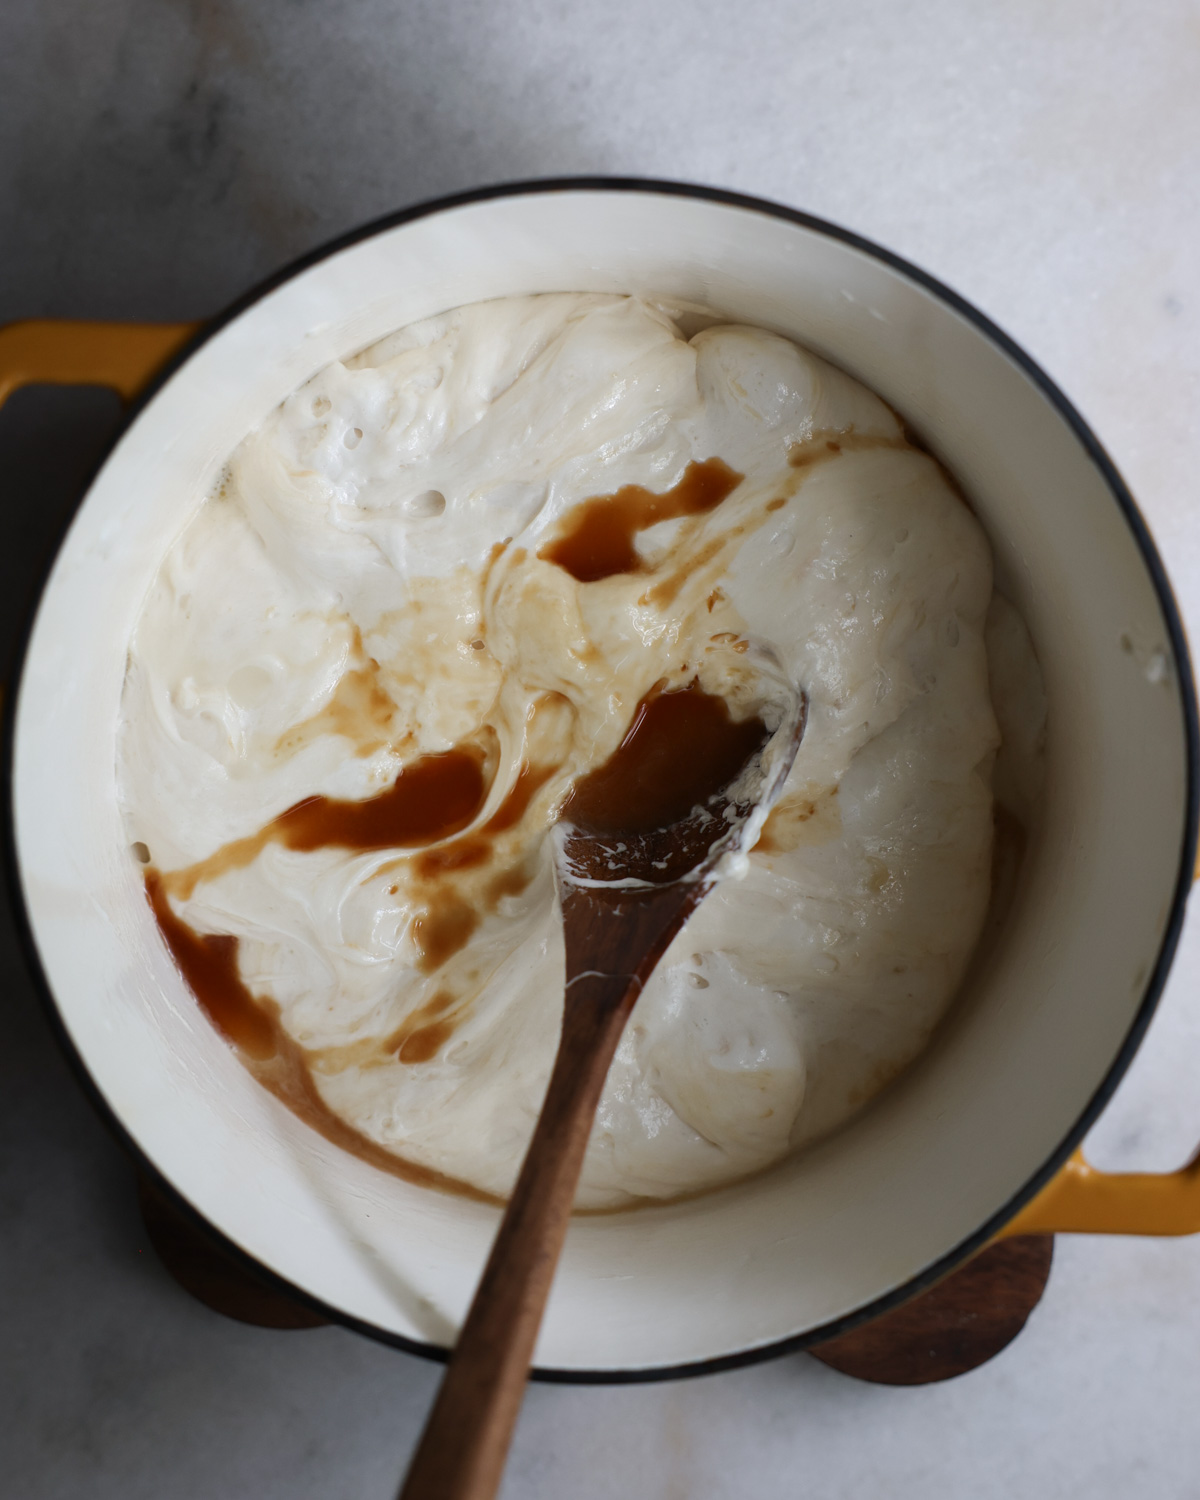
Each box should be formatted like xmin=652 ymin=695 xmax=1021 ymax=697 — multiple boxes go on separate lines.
xmin=399 ymin=677 xmax=807 ymax=1500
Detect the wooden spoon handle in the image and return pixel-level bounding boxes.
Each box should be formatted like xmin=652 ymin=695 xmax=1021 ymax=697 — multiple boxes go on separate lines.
xmin=399 ymin=975 xmax=635 ymax=1500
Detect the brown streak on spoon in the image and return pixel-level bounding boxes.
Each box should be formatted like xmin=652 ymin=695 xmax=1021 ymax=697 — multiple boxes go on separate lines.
xmin=398 ymin=682 xmax=806 ymax=1500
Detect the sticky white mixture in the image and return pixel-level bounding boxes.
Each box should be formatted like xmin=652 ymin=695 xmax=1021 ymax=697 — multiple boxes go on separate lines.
xmin=119 ymin=294 xmax=1044 ymax=1209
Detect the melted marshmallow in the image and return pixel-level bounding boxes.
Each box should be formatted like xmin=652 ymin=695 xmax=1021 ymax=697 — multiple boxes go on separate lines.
xmin=118 ymin=294 xmax=1043 ymax=1208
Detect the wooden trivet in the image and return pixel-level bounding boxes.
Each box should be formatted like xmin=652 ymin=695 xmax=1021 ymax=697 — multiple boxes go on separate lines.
xmin=808 ymin=1234 xmax=1054 ymax=1384
xmin=139 ymin=1171 xmax=1052 ymax=1379
xmin=137 ymin=1173 xmax=327 ymax=1329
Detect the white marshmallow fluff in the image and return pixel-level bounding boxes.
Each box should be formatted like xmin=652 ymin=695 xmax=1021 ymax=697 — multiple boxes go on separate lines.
xmin=118 ymin=294 xmax=1045 ymax=1210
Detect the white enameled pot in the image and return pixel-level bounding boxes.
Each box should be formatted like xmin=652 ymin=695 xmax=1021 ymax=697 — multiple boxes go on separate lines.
xmin=5 ymin=180 xmax=1199 ymax=1380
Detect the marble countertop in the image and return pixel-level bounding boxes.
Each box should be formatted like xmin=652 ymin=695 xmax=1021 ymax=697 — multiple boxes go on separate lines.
xmin=3 ymin=1 xmax=1199 ymax=1495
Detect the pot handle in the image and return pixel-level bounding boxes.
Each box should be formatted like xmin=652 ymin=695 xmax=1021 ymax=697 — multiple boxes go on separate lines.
xmin=999 ymin=853 xmax=1200 ymax=1238
xmin=0 ymin=318 xmax=200 ymax=408
xmin=1000 ymin=1147 xmax=1200 ymax=1237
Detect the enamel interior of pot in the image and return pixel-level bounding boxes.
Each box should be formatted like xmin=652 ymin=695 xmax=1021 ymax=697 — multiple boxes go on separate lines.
xmin=11 ymin=188 xmax=1191 ymax=1372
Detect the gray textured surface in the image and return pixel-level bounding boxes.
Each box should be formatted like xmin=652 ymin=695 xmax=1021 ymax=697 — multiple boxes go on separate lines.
xmin=3 ymin=2 xmax=1200 ymax=1496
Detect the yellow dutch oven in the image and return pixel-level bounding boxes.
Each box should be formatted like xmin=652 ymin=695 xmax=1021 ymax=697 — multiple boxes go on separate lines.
xmin=4 ymin=181 xmax=1199 ymax=1380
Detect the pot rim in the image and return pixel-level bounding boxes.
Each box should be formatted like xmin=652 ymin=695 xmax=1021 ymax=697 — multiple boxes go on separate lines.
xmin=5 ymin=174 xmax=1198 ymax=1384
